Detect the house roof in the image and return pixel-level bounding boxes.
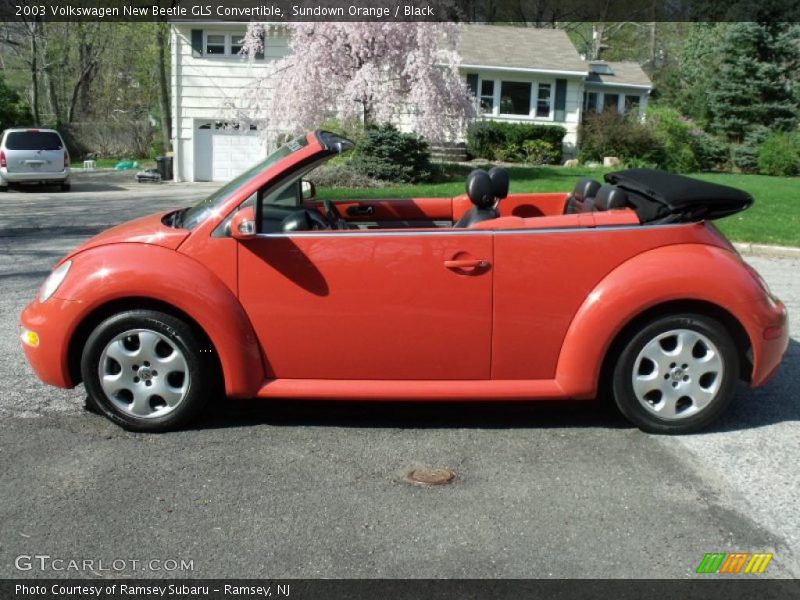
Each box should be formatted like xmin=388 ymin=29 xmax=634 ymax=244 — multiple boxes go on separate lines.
xmin=585 ymin=61 xmax=652 ymax=88
xmin=458 ymin=25 xmax=588 ymax=75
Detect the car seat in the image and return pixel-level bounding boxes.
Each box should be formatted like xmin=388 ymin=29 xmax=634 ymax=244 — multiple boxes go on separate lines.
xmin=594 ymin=185 xmax=629 ymax=211
xmin=454 ymin=170 xmax=499 ymax=228
xmin=565 ymin=177 xmax=602 ymax=214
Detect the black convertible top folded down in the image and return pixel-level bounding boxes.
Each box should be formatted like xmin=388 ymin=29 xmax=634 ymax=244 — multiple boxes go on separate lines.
xmin=604 ymin=168 xmax=754 ymax=223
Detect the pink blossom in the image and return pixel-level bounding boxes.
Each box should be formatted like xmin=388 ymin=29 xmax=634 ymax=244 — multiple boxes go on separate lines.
xmin=237 ymin=22 xmax=476 ymax=143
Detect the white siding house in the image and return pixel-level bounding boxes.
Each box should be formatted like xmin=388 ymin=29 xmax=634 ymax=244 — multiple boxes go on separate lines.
xmin=170 ymin=23 xmax=652 ymax=182
xmin=582 ymin=61 xmax=652 ymax=118
xmin=458 ymin=26 xmax=590 ymax=158
xmin=171 ymin=22 xmax=290 ymax=182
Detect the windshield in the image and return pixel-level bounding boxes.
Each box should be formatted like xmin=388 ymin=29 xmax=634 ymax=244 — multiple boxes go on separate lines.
xmin=180 ymin=135 xmax=310 ymax=230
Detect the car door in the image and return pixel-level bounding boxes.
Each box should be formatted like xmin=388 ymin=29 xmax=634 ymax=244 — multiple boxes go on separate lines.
xmin=237 ymin=229 xmax=493 ymax=381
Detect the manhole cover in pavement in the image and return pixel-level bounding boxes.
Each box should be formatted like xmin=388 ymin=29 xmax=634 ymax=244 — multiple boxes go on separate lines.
xmin=403 ymin=467 xmax=456 ymax=486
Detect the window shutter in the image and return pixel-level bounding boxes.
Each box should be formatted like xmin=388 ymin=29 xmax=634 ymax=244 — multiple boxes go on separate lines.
xmin=255 ymin=31 xmax=265 ymax=59
xmin=466 ymin=73 xmax=478 ymax=96
xmin=191 ymin=29 xmax=203 ymax=57
xmin=554 ymin=79 xmax=567 ymax=122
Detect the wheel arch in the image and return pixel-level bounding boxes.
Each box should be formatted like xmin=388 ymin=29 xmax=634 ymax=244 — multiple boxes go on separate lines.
xmin=55 ymin=244 xmax=265 ymax=397
xmin=67 ymin=297 xmax=223 ymax=389
xmin=597 ymin=300 xmax=753 ymax=397
xmin=555 ymin=244 xmax=765 ymax=399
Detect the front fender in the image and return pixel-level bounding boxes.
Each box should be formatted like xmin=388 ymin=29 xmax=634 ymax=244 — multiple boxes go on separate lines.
xmin=54 ymin=243 xmax=264 ymax=397
xmin=555 ymin=244 xmax=776 ymax=399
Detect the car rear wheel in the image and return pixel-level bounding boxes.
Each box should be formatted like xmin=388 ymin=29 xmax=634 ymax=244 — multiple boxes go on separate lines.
xmin=81 ymin=310 xmax=213 ymax=432
xmin=612 ymin=313 xmax=739 ymax=434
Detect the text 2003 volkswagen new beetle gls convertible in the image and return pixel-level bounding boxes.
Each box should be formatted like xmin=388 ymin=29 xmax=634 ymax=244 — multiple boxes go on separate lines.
xmin=20 ymin=131 xmax=788 ymax=434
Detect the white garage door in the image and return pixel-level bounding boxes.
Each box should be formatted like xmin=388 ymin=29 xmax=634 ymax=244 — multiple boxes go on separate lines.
xmin=194 ymin=125 xmax=266 ymax=182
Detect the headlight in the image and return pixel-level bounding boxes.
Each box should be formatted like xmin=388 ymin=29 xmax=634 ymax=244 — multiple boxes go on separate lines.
xmin=39 ymin=260 xmax=72 ymax=303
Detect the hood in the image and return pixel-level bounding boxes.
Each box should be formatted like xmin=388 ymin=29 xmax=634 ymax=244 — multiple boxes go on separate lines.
xmin=64 ymin=211 xmax=190 ymax=260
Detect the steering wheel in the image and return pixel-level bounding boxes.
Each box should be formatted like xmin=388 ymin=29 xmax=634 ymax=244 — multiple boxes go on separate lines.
xmin=322 ymin=199 xmax=345 ymax=230
xmin=305 ymin=209 xmax=329 ymax=230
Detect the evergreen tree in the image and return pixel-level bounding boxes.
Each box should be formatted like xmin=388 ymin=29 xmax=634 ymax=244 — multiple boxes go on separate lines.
xmin=708 ymin=22 xmax=800 ymax=142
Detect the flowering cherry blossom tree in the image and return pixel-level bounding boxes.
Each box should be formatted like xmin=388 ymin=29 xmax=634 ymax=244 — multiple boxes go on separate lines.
xmin=238 ymin=22 xmax=476 ymax=143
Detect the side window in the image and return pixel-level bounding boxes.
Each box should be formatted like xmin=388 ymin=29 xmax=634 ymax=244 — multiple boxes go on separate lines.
xmin=265 ymin=178 xmax=300 ymax=207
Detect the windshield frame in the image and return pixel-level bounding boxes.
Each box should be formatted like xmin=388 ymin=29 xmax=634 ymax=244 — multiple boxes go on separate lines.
xmin=180 ymin=135 xmax=310 ymax=230
xmin=178 ymin=131 xmax=354 ymax=232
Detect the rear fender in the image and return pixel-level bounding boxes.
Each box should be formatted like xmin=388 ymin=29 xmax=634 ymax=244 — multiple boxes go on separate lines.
xmin=556 ymin=244 xmax=772 ymax=398
xmin=54 ymin=244 xmax=263 ymax=397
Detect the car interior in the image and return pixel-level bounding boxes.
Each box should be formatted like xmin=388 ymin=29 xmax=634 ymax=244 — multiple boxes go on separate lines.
xmin=254 ymin=163 xmax=641 ymax=235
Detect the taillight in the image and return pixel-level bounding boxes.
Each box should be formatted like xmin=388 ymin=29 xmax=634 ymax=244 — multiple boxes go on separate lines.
xmin=0 ymin=150 xmax=6 ymax=168
xmin=64 ymin=150 xmax=70 ymax=168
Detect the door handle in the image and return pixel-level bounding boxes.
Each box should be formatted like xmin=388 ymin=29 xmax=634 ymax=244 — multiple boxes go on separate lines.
xmin=444 ymin=259 xmax=489 ymax=270
xmin=346 ymin=205 xmax=375 ymax=216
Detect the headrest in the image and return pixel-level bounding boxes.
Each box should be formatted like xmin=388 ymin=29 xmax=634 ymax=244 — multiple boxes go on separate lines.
xmin=466 ymin=170 xmax=495 ymax=209
xmin=594 ymin=185 xmax=629 ymax=211
xmin=487 ymin=166 xmax=509 ymax=200
xmin=573 ymin=177 xmax=602 ymax=202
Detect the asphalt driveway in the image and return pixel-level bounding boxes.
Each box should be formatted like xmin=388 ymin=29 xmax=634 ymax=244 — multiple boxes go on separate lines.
xmin=0 ymin=170 xmax=798 ymax=579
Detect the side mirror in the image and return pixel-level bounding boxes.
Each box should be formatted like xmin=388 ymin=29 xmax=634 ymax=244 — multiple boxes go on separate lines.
xmin=301 ymin=180 xmax=316 ymax=200
xmin=230 ymin=205 xmax=257 ymax=240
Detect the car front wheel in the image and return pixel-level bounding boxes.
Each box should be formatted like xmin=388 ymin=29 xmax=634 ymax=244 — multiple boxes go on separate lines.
xmin=81 ymin=310 xmax=213 ymax=432
xmin=612 ymin=313 xmax=740 ymax=434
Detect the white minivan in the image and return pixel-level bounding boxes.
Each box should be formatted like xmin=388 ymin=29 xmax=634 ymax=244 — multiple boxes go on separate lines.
xmin=0 ymin=128 xmax=71 ymax=191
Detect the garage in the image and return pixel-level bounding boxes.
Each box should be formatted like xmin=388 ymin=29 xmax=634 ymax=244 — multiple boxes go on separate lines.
xmin=193 ymin=122 xmax=266 ymax=182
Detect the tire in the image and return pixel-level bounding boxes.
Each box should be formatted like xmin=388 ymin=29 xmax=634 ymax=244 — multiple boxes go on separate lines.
xmin=81 ymin=310 xmax=214 ymax=432
xmin=60 ymin=183 xmax=71 ymax=192
xmin=612 ymin=313 xmax=739 ymax=434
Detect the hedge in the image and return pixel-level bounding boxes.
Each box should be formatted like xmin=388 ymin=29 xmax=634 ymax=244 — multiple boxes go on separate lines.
xmin=466 ymin=120 xmax=567 ymax=163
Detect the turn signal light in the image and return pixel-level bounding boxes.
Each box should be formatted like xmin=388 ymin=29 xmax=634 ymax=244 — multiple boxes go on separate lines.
xmin=21 ymin=329 xmax=40 ymax=347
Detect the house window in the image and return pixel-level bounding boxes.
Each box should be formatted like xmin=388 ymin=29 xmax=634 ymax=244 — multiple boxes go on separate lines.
xmin=500 ymin=81 xmax=531 ymax=116
xmin=536 ymin=83 xmax=552 ymax=118
xmin=230 ymin=34 xmax=245 ymax=55
xmin=204 ymin=32 xmax=247 ymax=57
xmin=205 ymin=34 xmax=226 ymax=55
xmin=480 ymin=80 xmax=495 ymax=114
xmin=584 ymin=92 xmax=598 ymax=114
xmin=624 ymin=95 xmax=641 ymax=115
xmin=603 ymin=93 xmax=620 ymax=113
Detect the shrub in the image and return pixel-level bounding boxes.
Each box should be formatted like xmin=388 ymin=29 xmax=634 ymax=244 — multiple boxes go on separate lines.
xmin=350 ymin=123 xmax=432 ymax=183
xmin=310 ymin=163 xmax=386 ymax=188
xmin=494 ymin=143 xmax=520 ymax=162
xmin=521 ymin=139 xmax=558 ymax=165
xmin=466 ymin=120 xmax=566 ymax=163
xmin=692 ymin=132 xmax=729 ymax=171
xmin=578 ymin=111 xmax=666 ymax=167
xmin=646 ymin=106 xmax=700 ymax=173
xmin=757 ymin=131 xmax=800 ymax=176
xmin=732 ymin=127 xmax=771 ymax=173
xmin=732 ymin=144 xmax=759 ymax=173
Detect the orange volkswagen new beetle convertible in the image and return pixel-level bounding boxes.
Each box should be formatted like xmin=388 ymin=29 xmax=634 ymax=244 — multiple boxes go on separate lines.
xmin=20 ymin=131 xmax=788 ymax=433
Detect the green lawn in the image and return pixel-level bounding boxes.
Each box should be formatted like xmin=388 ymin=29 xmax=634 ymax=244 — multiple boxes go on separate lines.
xmin=318 ymin=165 xmax=800 ymax=246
